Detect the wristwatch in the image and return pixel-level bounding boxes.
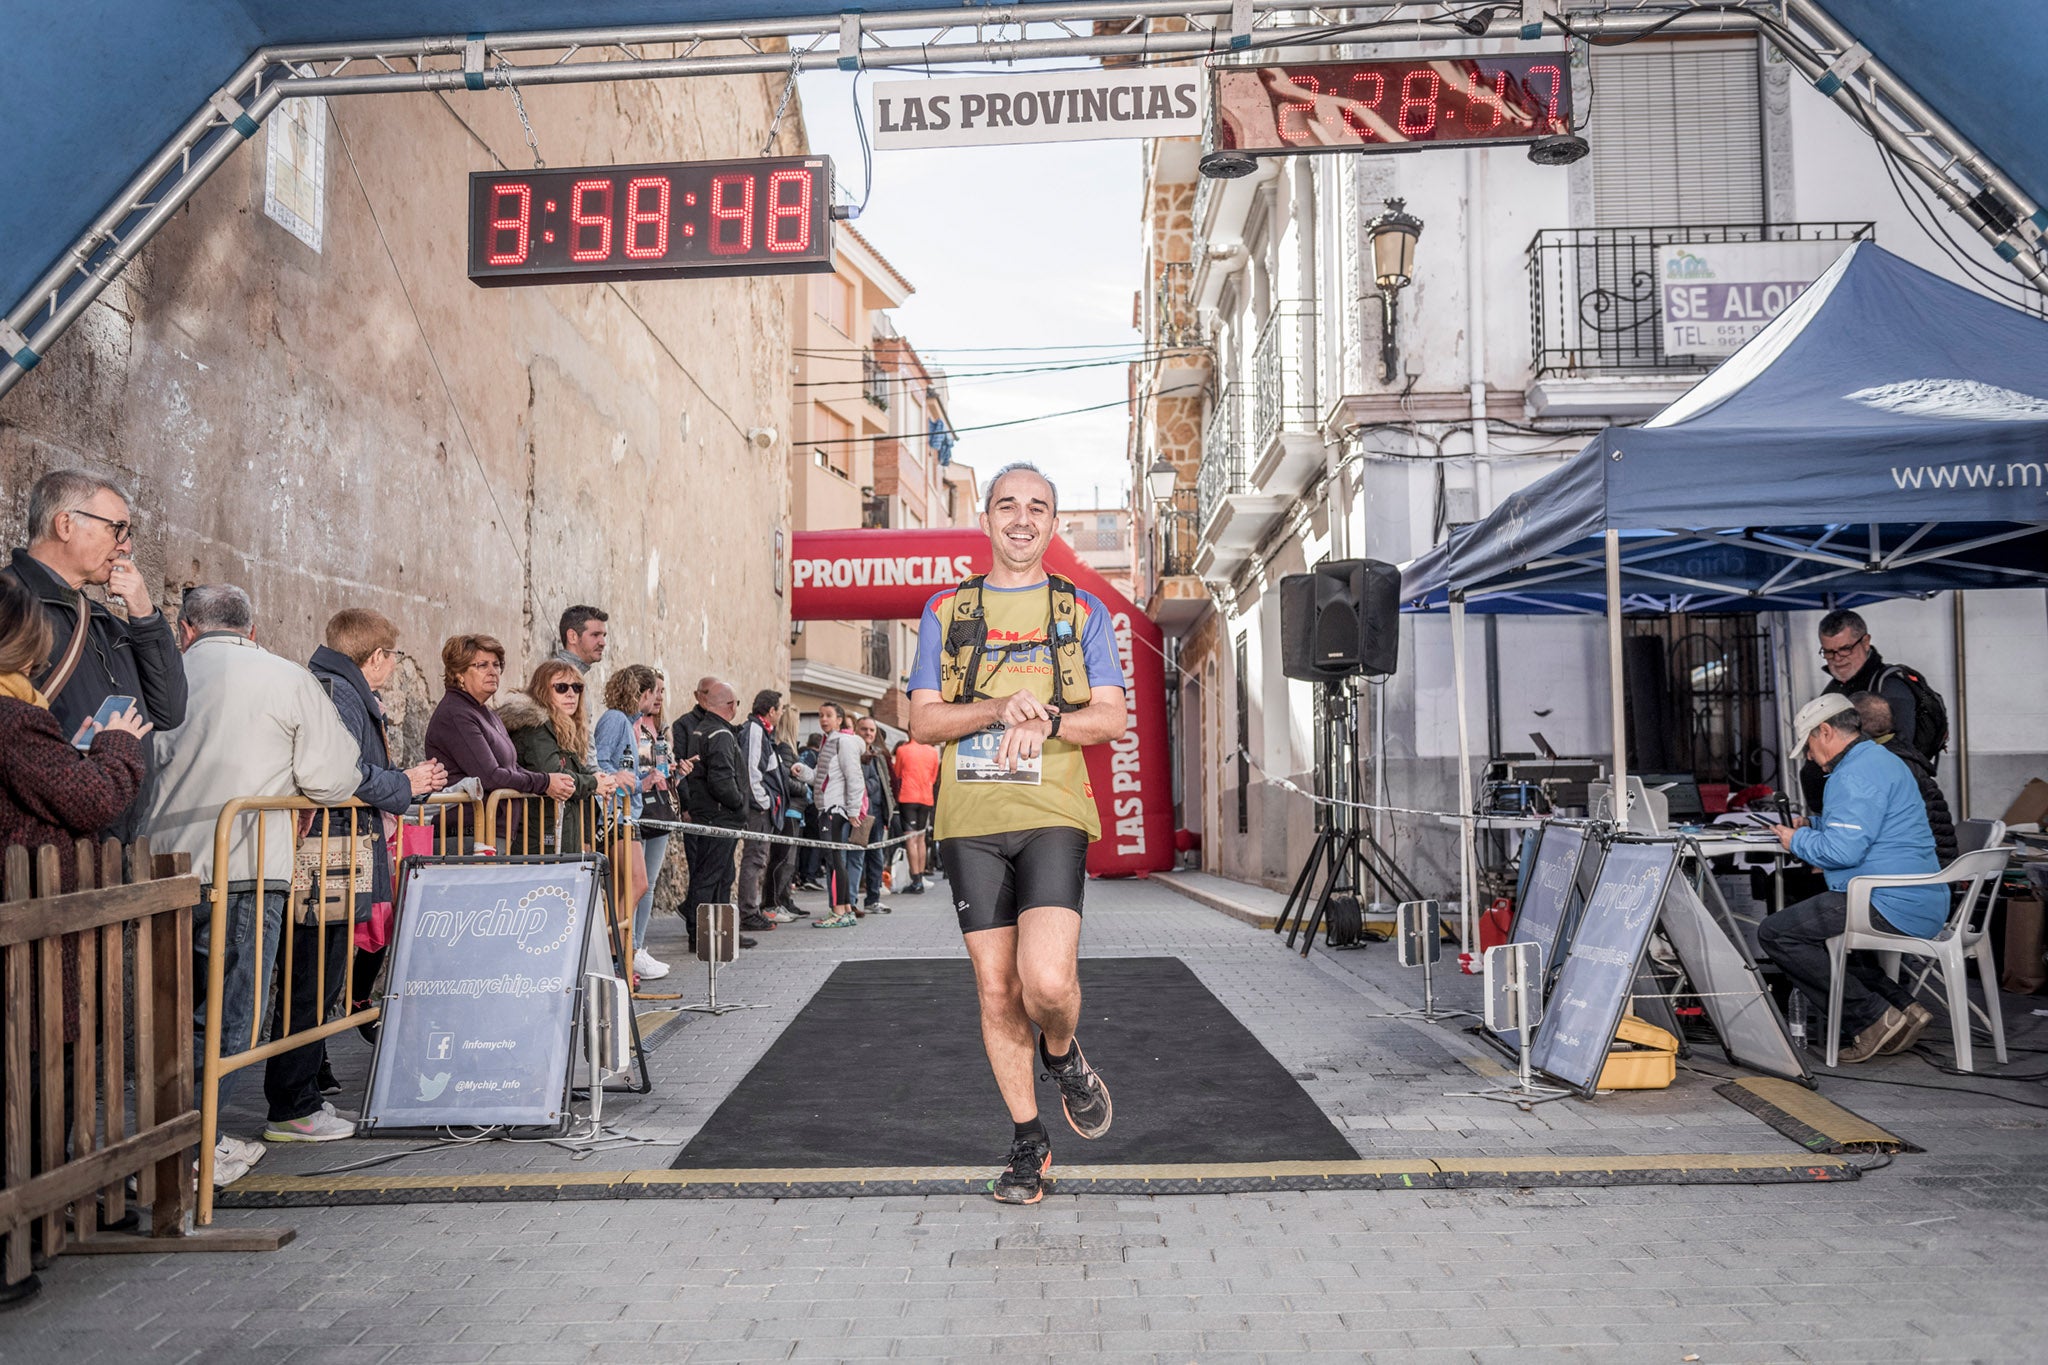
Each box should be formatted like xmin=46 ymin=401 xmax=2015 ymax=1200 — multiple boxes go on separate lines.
xmin=1047 ymin=711 xmax=1063 ymax=741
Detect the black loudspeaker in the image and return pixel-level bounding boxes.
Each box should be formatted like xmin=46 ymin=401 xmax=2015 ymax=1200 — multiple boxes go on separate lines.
xmin=1280 ymin=559 xmax=1401 ymax=680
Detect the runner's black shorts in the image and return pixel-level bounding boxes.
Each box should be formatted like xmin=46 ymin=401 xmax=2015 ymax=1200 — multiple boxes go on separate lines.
xmin=940 ymin=827 xmax=1088 ymax=934
xmin=898 ymin=802 xmax=933 ymax=832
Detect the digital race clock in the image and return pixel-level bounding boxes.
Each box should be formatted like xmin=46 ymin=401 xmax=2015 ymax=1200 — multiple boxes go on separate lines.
xmin=1211 ymin=54 xmax=1571 ymax=157
xmin=467 ymin=155 xmax=835 ymax=287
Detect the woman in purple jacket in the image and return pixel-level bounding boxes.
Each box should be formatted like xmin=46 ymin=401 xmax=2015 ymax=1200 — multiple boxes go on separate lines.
xmin=423 ymin=634 xmax=571 ymax=846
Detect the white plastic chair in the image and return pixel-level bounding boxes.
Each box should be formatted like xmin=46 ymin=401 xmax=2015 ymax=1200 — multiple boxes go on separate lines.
xmin=1956 ymin=818 xmax=2007 ymax=855
xmin=1825 ymin=845 xmax=2013 ymax=1073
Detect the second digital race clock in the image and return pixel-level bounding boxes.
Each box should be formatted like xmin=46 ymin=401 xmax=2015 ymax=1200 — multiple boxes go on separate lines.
xmin=1211 ymin=55 xmax=1572 ymax=158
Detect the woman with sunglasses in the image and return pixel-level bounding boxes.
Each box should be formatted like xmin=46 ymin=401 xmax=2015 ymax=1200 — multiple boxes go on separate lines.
xmin=501 ymin=659 xmax=618 ymax=853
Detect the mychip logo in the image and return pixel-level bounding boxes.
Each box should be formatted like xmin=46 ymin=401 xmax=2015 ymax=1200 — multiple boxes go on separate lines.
xmin=410 ymin=885 xmax=578 ymax=956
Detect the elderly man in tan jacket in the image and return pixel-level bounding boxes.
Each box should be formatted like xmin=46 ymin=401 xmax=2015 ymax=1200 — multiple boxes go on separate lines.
xmin=146 ymin=584 xmax=362 ymax=1184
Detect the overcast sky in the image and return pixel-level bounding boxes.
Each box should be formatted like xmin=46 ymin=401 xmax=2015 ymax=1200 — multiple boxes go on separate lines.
xmin=796 ymin=68 xmax=1145 ymax=513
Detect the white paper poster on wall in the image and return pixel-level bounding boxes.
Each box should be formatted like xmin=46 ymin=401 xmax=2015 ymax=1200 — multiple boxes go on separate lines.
xmin=870 ymin=69 xmax=1203 ymax=150
xmin=1657 ymin=239 xmax=1849 ymax=358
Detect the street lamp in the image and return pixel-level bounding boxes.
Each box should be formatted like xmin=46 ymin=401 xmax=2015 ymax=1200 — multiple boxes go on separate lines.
xmin=1145 ymin=456 xmax=1180 ymax=507
xmin=1366 ymin=198 xmax=1424 ymax=384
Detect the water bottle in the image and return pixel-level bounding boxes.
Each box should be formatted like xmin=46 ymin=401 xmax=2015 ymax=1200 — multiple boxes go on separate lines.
xmin=1786 ymin=989 xmax=1808 ymax=1050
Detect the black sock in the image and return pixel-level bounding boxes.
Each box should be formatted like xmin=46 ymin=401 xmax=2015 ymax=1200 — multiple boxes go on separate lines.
xmin=1014 ymin=1116 xmax=1047 ymax=1144
xmin=1039 ymin=1036 xmax=1075 ymax=1071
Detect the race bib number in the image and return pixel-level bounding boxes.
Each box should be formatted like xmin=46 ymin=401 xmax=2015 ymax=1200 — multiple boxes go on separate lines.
xmin=954 ymin=726 xmax=1042 ymax=785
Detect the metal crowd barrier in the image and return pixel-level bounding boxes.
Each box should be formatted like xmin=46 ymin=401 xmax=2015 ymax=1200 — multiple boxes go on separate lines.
xmin=195 ymin=793 xmax=477 ymax=1224
xmin=480 ymin=789 xmax=639 ymax=965
xmin=2 ymin=839 xmax=203 ymax=1282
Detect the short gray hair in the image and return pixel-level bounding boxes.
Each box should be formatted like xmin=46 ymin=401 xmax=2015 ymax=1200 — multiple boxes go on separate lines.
xmin=984 ymin=462 xmax=1058 ymax=515
xmin=27 ymin=468 xmax=132 ymax=542
xmin=180 ymin=584 xmax=254 ymax=635
xmin=1820 ymin=708 xmax=1863 ymax=739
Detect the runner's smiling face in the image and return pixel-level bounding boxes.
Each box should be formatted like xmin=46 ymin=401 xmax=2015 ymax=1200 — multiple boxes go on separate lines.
xmin=981 ymin=471 xmax=1056 ymax=575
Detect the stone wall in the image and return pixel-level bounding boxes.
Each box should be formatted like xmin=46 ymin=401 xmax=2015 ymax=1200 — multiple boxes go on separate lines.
xmin=0 ymin=67 xmax=801 ymax=762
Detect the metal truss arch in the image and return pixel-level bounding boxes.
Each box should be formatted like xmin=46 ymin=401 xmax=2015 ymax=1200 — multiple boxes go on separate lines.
xmin=4 ymin=0 xmax=2045 ymax=401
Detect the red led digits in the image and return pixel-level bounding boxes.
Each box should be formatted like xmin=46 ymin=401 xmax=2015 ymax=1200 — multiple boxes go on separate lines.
xmin=624 ymin=176 xmax=670 ymax=259
xmin=1277 ymin=74 xmax=1321 ymax=144
xmin=1465 ymin=67 xmax=1511 ymax=133
xmin=1396 ymin=69 xmax=1441 ymax=137
xmin=1339 ymin=72 xmax=1385 ymax=140
xmin=569 ymin=179 xmax=614 ymax=262
xmin=1528 ymin=64 xmax=1565 ymax=128
xmin=708 ymin=173 xmax=756 ymax=255
xmin=486 ymin=183 xmax=532 ymax=266
xmin=765 ymin=169 xmax=812 ymax=253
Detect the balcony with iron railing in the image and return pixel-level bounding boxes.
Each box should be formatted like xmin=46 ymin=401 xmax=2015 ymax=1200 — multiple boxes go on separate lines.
xmin=1527 ymin=222 xmax=1873 ymax=379
xmin=862 ymin=349 xmax=890 ymax=409
xmin=861 ymin=625 xmax=892 ymax=681
xmin=1251 ymin=300 xmax=1319 ymax=455
xmin=1196 ymin=382 xmax=1244 ymax=540
xmin=1154 ymin=261 xmax=1200 ymax=350
xmin=1156 ymin=486 xmax=1200 ymax=579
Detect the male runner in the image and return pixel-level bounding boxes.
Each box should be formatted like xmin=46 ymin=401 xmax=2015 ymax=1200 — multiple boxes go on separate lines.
xmin=907 ymin=462 xmax=1127 ymax=1204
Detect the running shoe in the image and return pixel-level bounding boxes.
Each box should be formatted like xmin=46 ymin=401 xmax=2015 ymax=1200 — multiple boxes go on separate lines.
xmin=739 ymin=911 xmax=776 ymax=932
xmin=761 ymin=907 xmax=798 ymax=924
xmin=990 ymin=1131 xmax=1052 ymax=1205
xmin=812 ymin=909 xmax=859 ymax=928
xmin=1042 ymin=1038 xmax=1113 ymax=1140
xmin=865 ymin=900 xmax=892 ymax=915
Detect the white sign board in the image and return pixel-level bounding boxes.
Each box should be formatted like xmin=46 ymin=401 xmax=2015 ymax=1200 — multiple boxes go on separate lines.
xmin=264 ymin=95 xmax=326 ymax=253
xmin=1657 ymin=239 xmax=1847 ymax=357
xmin=871 ymin=70 xmax=1203 ymax=150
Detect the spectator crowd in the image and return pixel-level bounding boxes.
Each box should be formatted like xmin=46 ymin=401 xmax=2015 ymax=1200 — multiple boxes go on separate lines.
xmin=0 ymin=469 xmax=946 ymax=1193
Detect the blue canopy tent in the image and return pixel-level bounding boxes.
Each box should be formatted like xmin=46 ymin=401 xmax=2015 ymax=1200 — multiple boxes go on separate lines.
xmin=1398 ymin=241 xmax=2048 ymax=940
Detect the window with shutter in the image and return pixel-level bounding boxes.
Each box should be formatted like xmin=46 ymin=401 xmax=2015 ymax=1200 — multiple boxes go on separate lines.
xmin=1588 ymin=38 xmax=1763 ymax=227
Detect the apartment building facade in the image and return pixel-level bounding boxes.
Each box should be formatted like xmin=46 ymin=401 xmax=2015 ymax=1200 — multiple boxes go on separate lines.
xmin=789 ymin=223 xmax=972 ymax=730
xmin=1130 ymin=29 xmax=2048 ymax=895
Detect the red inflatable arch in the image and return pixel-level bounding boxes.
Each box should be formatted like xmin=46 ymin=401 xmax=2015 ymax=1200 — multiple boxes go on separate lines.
xmin=790 ymin=528 xmax=1172 ymax=877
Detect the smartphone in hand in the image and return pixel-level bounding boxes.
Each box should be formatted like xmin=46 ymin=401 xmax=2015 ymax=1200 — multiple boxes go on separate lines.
xmin=73 ymin=695 xmax=137 ymax=750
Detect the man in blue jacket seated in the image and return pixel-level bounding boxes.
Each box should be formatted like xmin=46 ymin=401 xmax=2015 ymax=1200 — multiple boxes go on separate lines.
xmin=1761 ymin=695 xmax=1945 ymax=1062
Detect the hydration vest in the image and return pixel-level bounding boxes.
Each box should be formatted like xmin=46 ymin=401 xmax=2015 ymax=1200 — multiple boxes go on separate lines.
xmin=936 ymin=574 xmax=1094 ymax=710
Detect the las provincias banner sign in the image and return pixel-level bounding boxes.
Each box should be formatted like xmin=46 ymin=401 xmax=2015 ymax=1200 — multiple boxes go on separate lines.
xmin=789 ymin=527 xmax=1174 ymax=879
xmin=870 ymin=69 xmax=1204 ymax=150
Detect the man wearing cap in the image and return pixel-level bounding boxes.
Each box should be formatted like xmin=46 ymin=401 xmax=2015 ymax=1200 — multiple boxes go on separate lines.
xmin=1759 ymin=695 xmax=1944 ymax=1062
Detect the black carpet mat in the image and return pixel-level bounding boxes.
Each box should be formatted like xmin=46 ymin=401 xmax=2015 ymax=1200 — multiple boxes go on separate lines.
xmin=672 ymin=955 xmax=1357 ymax=1169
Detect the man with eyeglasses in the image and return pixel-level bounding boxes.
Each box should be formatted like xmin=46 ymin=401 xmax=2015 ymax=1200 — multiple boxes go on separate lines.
xmin=7 ymin=468 xmax=187 ymax=839
xmin=1799 ymin=609 xmax=1944 ymax=816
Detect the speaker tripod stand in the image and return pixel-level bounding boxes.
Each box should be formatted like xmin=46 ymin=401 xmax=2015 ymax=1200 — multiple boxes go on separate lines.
xmin=1274 ymin=825 xmax=1426 ymax=956
xmin=1272 ymin=676 xmax=1424 ymax=957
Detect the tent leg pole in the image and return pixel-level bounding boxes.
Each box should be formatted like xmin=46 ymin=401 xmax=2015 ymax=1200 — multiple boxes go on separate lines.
xmin=1606 ymin=530 xmax=1629 ymax=827
xmin=1952 ymin=592 xmax=1970 ymax=819
xmin=1451 ymin=594 xmax=1476 ymax=956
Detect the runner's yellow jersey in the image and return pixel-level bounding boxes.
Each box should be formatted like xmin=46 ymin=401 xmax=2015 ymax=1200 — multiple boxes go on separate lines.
xmin=908 ymin=579 xmax=1126 ymax=841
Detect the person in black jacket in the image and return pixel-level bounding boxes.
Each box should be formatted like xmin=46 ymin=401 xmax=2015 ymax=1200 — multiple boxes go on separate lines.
xmin=853 ymin=715 xmax=898 ymax=914
xmin=679 ymin=679 xmax=752 ymax=949
xmin=1852 ymin=692 xmax=1958 ymax=868
xmin=281 ymin=609 xmax=447 ymax=1134
xmin=7 ymin=469 xmax=187 ymax=840
xmin=1799 ymin=609 xmax=1940 ymax=812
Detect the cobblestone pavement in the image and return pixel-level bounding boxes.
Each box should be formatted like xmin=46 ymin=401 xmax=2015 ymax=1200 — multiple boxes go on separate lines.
xmin=8 ymin=872 xmax=2048 ymax=1363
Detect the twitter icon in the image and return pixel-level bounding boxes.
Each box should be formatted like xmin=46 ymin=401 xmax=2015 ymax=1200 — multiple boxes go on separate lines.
xmin=417 ymin=1072 xmax=451 ymax=1101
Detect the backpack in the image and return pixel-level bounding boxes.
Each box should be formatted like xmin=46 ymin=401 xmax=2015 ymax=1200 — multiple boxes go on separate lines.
xmin=1877 ymin=663 xmax=1949 ymax=761
xmin=936 ymin=573 xmax=1094 ymax=710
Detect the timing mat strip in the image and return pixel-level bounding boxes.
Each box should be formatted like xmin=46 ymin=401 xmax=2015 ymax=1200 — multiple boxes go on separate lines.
xmin=1715 ymin=1077 xmax=1922 ymax=1154
xmin=215 ymin=1153 xmax=1859 ymax=1207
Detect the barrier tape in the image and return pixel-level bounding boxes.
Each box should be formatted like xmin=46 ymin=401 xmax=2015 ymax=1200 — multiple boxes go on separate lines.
xmin=1237 ymin=748 xmax=1479 ymax=825
xmin=634 ymin=817 xmax=917 ymax=853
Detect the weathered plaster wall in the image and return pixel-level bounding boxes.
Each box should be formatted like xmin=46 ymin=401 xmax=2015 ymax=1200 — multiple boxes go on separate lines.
xmin=0 ymin=64 xmax=800 ymax=760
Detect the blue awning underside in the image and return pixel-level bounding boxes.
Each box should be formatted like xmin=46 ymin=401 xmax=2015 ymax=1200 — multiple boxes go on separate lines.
xmin=5 ymin=3 xmax=2048 ymax=330
xmin=1403 ymin=243 xmax=2048 ymax=616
